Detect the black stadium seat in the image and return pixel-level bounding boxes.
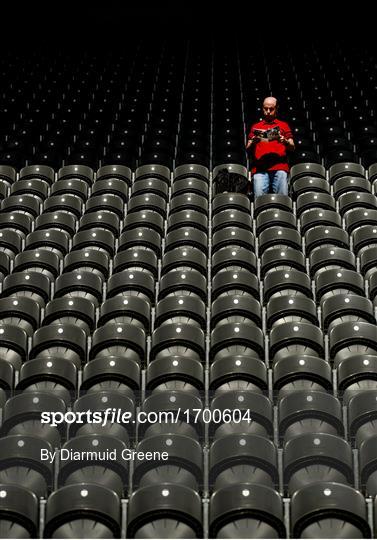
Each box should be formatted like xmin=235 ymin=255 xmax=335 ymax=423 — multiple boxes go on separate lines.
xmin=291 ymin=483 xmax=370 ymax=538
xmin=0 ymin=484 xmax=39 ymax=538
xmin=44 ymin=484 xmax=121 ymax=538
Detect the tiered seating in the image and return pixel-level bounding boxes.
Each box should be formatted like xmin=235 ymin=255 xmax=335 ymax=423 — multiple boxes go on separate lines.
xmin=0 ymin=36 xmax=376 ymax=539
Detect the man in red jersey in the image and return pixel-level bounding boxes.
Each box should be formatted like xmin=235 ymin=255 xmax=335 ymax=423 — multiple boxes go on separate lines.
xmin=246 ymin=97 xmax=295 ymax=197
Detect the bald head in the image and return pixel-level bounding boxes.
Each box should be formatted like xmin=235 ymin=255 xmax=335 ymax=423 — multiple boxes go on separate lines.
xmin=263 ymin=96 xmax=277 ymax=107
xmin=262 ymin=96 xmax=278 ymax=122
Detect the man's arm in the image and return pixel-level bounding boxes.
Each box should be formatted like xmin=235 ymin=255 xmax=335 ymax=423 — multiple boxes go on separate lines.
xmin=279 ymin=123 xmax=295 ymax=151
xmin=246 ymin=136 xmax=260 ymax=150
xmin=246 ymin=124 xmax=262 ymax=150
xmin=279 ymin=136 xmax=295 ymax=151
xmin=246 ymin=139 xmax=252 ymax=150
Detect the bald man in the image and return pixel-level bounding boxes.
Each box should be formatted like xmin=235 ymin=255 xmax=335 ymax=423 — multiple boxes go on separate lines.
xmin=246 ymin=97 xmax=295 ymax=197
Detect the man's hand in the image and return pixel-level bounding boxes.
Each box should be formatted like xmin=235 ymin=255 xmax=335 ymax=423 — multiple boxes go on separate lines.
xmin=279 ymin=135 xmax=295 ymax=151
xmin=246 ymin=135 xmax=260 ymax=149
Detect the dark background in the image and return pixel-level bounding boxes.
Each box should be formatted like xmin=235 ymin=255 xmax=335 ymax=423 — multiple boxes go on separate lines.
xmin=2 ymin=1 xmax=372 ymax=47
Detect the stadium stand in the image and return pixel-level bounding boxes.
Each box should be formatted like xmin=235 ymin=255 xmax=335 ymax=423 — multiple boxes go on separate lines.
xmin=0 ymin=6 xmax=377 ymax=538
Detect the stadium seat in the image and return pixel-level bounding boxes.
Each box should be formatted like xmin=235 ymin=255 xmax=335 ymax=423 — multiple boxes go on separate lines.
xmin=0 ymin=484 xmax=39 ymax=538
xmin=279 ymin=391 xmax=343 ymax=443
xmin=127 ymin=484 xmax=203 ymax=539
xmin=44 ymin=484 xmax=121 ymax=538
xmin=284 ymin=432 xmax=354 ymax=496
xmin=291 ymin=483 xmax=370 ymax=538
xmin=209 ymin=484 xmax=285 ymax=539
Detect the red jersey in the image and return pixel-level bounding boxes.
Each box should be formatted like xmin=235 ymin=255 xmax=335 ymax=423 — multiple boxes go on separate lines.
xmin=247 ymin=118 xmax=293 ymax=174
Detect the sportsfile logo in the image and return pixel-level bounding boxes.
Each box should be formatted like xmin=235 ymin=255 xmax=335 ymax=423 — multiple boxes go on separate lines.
xmin=41 ymin=408 xmax=135 ymax=427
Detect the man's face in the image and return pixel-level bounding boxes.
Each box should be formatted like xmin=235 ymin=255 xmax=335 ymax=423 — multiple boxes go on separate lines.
xmin=262 ymin=101 xmax=277 ymax=121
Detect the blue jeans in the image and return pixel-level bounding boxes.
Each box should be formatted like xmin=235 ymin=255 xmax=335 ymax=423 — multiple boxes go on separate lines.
xmin=253 ymin=170 xmax=288 ymax=197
